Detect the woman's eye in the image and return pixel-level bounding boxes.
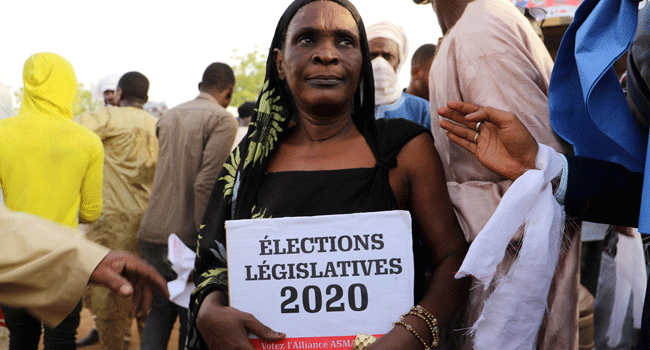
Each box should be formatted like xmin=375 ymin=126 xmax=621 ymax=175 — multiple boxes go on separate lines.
xmin=340 ymin=38 xmax=353 ymax=46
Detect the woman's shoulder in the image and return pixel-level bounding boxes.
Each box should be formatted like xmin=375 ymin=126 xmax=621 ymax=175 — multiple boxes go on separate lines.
xmin=371 ymin=118 xmax=432 ymax=161
xmin=373 ymin=118 xmax=430 ymax=144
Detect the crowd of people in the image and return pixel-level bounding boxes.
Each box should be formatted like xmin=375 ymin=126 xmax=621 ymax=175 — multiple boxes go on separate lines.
xmin=0 ymin=0 xmax=648 ymax=349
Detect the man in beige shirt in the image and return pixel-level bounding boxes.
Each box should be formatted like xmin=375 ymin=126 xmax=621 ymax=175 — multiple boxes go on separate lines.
xmin=78 ymin=71 xmax=159 ymax=350
xmin=414 ymin=0 xmax=579 ymax=348
xmin=137 ymin=62 xmax=237 ymax=350
xmin=0 ymin=201 xmax=168 ymax=327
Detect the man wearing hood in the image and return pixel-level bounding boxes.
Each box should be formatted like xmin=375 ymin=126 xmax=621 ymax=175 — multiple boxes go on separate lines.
xmin=367 ymin=20 xmax=431 ymax=130
xmin=414 ymin=0 xmax=579 ymax=348
xmin=78 ymin=71 xmax=158 ymax=350
xmin=0 ymin=52 xmax=104 ymax=350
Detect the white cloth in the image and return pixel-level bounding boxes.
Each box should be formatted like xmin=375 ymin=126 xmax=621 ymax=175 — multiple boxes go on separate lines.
xmin=607 ymin=229 xmax=646 ymax=346
xmin=94 ymin=74 xmax=119 ymax=101
xmin=454 ymin=143 xmax=564 ymax=349
xmin=372 ymin=57 xmax=402 ymax=105
xmin=366 ymin=21 xmax=409 ymax=105
xmin=167 ymin=233 xmax=196 ymax=308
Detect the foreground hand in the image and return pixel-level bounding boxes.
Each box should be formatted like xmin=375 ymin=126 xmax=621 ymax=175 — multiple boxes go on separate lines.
xmin=197 ymin=291 xmax=286 ymax=350
xmin=438 ymin=101 xmax=539 ymax=181
xmin=89 ymin=250 xmax=169 ymax=317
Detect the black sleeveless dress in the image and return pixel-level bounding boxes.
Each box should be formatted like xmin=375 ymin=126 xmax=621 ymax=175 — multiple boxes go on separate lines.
xmin=253 ymin=118 xmax=431 ymax=300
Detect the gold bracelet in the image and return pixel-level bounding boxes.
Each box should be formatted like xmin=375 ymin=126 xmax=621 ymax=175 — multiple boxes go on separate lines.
xmin=393 ymin=321 xmax=431 ymax=350
xmin=403 ymin=312 xmax=437 ymax=346
xmin=411 ymin=305 xmax=440 ymax=348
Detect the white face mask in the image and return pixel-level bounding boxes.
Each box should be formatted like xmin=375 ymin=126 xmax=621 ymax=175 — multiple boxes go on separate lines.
xmin=372 ymin=57 xmax=402 ymax=105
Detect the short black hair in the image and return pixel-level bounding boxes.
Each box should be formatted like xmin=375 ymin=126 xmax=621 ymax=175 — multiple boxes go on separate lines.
xmin=238 ymin=101 xmax=256 ymax=119
xmin=201 ymin=63 xmax=235 ymax=91
xmin=118 ymin=71 xmax=149 ymax=103
xmin=411 ymin=44 xmax=437 ymax=69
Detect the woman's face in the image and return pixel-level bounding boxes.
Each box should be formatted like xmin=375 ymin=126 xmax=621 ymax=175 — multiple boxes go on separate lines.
xmin=275 ymin=1 xmax=363 ymax=115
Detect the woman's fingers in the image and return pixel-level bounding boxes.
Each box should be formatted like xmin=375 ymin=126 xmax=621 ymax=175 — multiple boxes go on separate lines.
xmin=244 ymin=315 xmax=286 ymax=342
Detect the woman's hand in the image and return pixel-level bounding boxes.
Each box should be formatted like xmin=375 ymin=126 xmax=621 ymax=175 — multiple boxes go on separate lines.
xmin=197 ymin=291 xmax=286 ymax=350
xmin=438 ymin=100 xmax=539 ymax=181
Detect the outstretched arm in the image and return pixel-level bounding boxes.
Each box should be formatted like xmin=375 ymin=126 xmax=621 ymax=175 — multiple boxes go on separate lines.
xmin=0 ymin=202 xmax=168 ymax=327
xmin=438 ymin=100 xmax=539 ymax=181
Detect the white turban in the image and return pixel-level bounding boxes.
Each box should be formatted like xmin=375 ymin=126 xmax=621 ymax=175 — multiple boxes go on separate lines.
xmin=366 ymin=21 xmax=410 ymax=76
xmin=0 ymin=81 xmax=13 ymax=120
xmin=366 ymin=21 xmax=410 ymax=105
xmin=94 ymin=74 xmax=120 ymax=101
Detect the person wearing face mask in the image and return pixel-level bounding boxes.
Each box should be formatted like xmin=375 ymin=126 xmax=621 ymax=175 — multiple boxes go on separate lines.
xmin=412 ymin=0 xmax=579 ymax=349
xmin=367 ymin=21 xmax=431 ymax=130
xmin=95 ymin=74 xmax=120 ymax=106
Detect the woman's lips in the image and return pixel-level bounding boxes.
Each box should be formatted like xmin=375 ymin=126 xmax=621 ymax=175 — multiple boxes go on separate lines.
xmin=307 ymin=76 xmax=343 ymax=86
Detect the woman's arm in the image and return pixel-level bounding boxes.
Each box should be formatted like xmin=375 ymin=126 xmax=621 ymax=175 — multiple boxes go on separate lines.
xmin=371 ymin=132 xmax=470 ymax=349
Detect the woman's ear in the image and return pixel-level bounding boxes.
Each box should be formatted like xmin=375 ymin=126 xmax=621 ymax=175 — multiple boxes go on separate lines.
xmin=274 ymin=48 xmax=286 ymax=80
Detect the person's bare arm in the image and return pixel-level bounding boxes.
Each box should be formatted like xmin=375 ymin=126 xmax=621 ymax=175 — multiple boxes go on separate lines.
xmin=369 ymin=133 xmax=470 ymax=349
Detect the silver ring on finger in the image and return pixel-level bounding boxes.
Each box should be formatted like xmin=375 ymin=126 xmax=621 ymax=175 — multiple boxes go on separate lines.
xmin=475 ymin=121 xmax=483 ymax=132
xmin=474 ymin=132 xmax=480 ymax=144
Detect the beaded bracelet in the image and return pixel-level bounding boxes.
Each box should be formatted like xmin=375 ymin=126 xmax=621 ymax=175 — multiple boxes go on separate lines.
xmin=411 ymin=305 xmax=440 ymax=348
xmin=393 ymin=321 xmax=431 ymax=350
xmin=402 ymin=312 xmax=437 ymax=345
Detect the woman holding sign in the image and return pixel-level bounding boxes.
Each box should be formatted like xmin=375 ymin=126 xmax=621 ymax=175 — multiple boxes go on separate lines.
xmin=187 ymin=0 xmax=469 ymax=349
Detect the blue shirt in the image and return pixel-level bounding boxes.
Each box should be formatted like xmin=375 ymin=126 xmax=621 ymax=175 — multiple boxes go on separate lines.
xmin=374 ymin=92 xmax=431 ymax=130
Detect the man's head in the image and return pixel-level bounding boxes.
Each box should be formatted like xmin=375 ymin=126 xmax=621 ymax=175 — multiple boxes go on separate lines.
xmin=237 ymin=101 xmax=256 ymax=127
xmin=413 ymin=0 xmax=472 ymax=35
xmin=366 ymin=21 xmax=409 ymax=73
xmin=369 ymin=37 xmax=401 ymax=72
xmin=366 ymin=21 xmax=409 ymax=105
xmin=406 ymin=43 xmax=436 ymax=100
xmin=116 ymin=72 xmax=149 ymax=108
xmin=21 ymin=52 xmax=78 ymax=118
xmin=199 ymin=63 xmax=235 ymax=108
xmin=96 ymin=74 xmax=119 ymax=106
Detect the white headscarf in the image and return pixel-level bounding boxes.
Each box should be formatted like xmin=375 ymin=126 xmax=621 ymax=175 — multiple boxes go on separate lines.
xmin=0 ymin=81 xmax=14 ymax=120
xmin=94 ymin=74 xmax=120 ymax=101
xmin=366 ymin=21 xmax=409 ymax=105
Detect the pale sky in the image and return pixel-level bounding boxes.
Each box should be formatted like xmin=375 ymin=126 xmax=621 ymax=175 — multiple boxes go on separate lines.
xmin=0 ymin=0 xmax=442 ymax=109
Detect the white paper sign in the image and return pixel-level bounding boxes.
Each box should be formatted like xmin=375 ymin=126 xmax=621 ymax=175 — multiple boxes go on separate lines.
xmin=227 ymin=210 xmax=414 ymax=350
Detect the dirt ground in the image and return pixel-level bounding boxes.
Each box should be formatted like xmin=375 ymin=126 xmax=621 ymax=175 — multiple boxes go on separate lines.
xmin=34 ymin=307 xmax=181 ymax=350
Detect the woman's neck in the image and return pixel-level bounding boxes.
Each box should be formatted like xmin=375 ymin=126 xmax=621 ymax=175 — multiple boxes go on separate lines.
xmin=294 ymin=108 xmax=357 ymax=143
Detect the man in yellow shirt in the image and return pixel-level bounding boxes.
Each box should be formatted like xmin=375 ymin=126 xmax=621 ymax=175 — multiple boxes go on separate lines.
xmin=0 ymin=52 xmax=104 ymax=350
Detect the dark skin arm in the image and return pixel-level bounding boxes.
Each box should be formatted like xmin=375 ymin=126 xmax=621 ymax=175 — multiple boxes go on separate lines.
xmin=368 ymin=133 xmax=470 ymax=349
xmin=89 ymin=250 xmax=170 ymax=317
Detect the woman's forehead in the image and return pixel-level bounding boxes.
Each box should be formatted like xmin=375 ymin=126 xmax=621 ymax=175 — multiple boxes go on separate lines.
xmin=287 ymin=1 xmax=359 ymax=35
